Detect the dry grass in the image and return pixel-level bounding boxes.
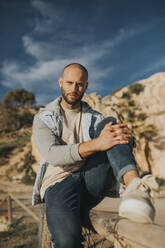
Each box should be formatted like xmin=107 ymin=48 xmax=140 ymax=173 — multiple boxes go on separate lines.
xmin=0 ymin=217 xmax=38 ymax=248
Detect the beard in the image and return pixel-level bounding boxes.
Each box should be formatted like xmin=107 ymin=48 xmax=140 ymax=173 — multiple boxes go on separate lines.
xmin=61 ymin=88 xmax=84 ymax=106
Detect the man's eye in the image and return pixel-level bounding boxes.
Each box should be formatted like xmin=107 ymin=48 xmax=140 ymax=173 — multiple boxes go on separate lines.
xmin=78 ymin=83 xmax=83 ymax=87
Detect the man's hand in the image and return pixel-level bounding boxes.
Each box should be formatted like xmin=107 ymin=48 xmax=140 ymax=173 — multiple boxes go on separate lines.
xmin=95 ymin=120 xmax=131 ymax=151
xmin=79 ymin=119 xmax=132 ymax=158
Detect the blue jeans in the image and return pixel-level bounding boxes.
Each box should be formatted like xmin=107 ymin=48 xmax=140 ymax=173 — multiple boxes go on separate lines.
xmin=44 ymin=117 xmax=137 ymax=248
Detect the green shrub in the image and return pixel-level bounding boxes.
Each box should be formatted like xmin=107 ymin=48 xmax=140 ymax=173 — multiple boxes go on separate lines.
xmin=111 ymin=87 xmax=122 ymax=95
xmin=21 ymin=174 xmax=35 ymax=185
xmin=128 ymin=110 xmax=136 ymax=119
xmin=139 ymin=125 xmax=158 ymax=139
xmin=0 ymin=106 xmax=21 ymax=132
xmin=0 ymin=217 xmax=38 ymax=239
xmin=128 ymin=100 xmax=135 ymax=106
xmin=137 ymin=113 xmax=148 ymax=121
xmin=0 ymin=142 xmax=17 ymax=158
xmin=0 ymin=89 xmax=36 ymax=133
xmin=2 ymin=88 xmax=35 ymax=107
xmin=122 ymin=91 xmax=131 ymax=99
xmin=19 ymin=109 xmax=34 ymax=127
xmin=16 ymin=132 xmax=31 ymax=148
xmin=129 ymin=83 xmax=145 ymax=95
xmin=0 ymin=131 xmax=31 ymax=169
xmin=18 ymin=153 xmax=36 ymax=185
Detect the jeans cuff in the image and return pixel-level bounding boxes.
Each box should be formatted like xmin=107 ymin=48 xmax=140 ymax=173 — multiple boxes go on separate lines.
xmin=117 ymin=164 xmax=138 ymax=184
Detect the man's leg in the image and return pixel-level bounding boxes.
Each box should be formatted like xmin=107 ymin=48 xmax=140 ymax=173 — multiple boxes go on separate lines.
xmin=69 ymin=153 xmax=114 ymax=234
xmin=95 ymin=116 xmax=158 ymax=223
xmin=44 ymin=175 xmax=83 ymax=248
xmin=95 ymin=116 xmax=138 ymax=184
xmin=81 ymin=151 xmax=116 ymax=212
xmin=78 ymin=116 xmax=138 ymax=212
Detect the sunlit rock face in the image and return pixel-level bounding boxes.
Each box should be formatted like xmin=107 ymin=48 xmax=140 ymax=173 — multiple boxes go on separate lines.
xmin=83 ymin=73 xmax=165 ymax=179
xmin=32 ymin=73 xmax=165 ymax=179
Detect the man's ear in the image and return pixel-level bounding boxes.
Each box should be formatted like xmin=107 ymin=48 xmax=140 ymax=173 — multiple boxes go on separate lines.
xmin=59 ymin=77 xmax=62 ymax=88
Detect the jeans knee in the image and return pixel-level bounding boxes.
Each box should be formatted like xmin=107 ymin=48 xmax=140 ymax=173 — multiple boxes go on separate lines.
xmin=96 ymin=116 xmax=117 ymax=136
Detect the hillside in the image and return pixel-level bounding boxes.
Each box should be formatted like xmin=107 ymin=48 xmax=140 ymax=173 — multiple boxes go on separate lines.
xmin=83 ymin=72 xmax=165 ymax=179
xmin=0 ymin=106 xmax=38 ymax=185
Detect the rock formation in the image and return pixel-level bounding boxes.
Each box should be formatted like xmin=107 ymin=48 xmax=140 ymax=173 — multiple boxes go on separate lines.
xmin=84 ymin=73 xmax=165 ymax=179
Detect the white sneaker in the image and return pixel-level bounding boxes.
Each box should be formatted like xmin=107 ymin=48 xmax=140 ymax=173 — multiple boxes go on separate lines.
xmin=119 ymin=175 xmax=159 ymax=223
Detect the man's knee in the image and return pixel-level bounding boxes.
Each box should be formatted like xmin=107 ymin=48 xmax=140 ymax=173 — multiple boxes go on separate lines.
xmin=96 ymin=116 xmax=117 ymax=136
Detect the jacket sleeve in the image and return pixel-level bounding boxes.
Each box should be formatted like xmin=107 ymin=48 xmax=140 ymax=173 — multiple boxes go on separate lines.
xmin=33 ymin=115 xmax=83 ymax=166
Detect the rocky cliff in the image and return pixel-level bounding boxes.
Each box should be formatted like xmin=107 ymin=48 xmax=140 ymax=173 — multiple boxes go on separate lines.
xmin=83 ymin=73 xmax=165 ymax=179
xmin=32 ymin=73 xmax=165 ymax=179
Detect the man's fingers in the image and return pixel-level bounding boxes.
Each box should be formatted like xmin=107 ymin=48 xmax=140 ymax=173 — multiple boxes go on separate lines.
xmin=111 ymin=127 xmax=132 ymax=137
xmin=105 ymin=121 xmax=130 ymax=133
xmin=117 ymin=119 xmax=122 ymax=124
xmin=122 ymin=128 xmax=132 ymax=135
xmin=104 ymin=122 xmax=113 ymax=131
xmin=113 ymin=139 xmax=129 ymax=146
xmin=105 ymin=122 xmax=113 ymax=128
xmin=113 ymin=129 xmax=132 ymax=137
xmin=118 ymin=123 xmax=128 ymax=128
xmin=110 ymin=123 xmax=128 ymax=130
xmin=114 ymin=135 xmax=130 ymax=142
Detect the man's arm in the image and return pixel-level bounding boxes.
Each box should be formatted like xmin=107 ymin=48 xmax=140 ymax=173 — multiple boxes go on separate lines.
xmin=33 ymin=115 xmax=131 ymax=166
xmin=33 ymin=115 xmax=83 ymax=166
xmin=79 ymin=121 xmax=131 ymax=158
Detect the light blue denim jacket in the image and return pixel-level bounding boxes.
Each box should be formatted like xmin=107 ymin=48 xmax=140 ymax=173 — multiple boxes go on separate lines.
xmin=32 ymin=97 xmax=104 ymax=205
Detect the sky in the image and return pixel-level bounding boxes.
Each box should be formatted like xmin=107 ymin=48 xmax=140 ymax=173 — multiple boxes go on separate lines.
xmin=0 ymin=0 xmax=165 ymax=105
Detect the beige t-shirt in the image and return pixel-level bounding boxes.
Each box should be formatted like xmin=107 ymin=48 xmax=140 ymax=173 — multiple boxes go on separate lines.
xmin=40 ymin=104 xmax=84 ymax=199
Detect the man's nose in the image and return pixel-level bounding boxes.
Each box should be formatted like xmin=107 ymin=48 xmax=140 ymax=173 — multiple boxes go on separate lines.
xmin=72 ymin=83 xmax=78 ymax=91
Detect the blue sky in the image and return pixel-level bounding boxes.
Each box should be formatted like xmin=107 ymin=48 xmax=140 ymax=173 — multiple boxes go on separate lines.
xmin=0 ymin=0 xmax=165 ymax=105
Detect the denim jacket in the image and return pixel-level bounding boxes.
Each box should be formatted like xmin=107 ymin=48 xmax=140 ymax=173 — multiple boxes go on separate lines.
xmin=32 ymin=97 xmax=104 ymax=205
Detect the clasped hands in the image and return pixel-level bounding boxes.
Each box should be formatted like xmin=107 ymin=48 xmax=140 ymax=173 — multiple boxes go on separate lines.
xmin=96 ymin=120 xmax=132 ymax=151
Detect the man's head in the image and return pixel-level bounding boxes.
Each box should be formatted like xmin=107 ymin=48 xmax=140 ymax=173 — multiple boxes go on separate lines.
xmin=59 ymin=63 xmax=88 ymax=109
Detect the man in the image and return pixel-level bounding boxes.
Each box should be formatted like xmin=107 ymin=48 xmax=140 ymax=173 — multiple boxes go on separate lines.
xmin=32 ymin=63 xmax=157 ymax=248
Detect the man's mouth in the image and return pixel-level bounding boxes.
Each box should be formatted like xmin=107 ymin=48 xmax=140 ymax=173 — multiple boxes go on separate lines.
xmin=68 ymin=93 xmax=78 ymax=98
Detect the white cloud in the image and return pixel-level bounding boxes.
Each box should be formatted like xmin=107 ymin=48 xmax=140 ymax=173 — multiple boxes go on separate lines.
xmin=23 ymin=35 xmax=56 ymax=60
xmin=23 ymin=35 xmax=42 ymax=60
xmin=32 ymin=0 xmax=54 ymax=18
xmin=22 ymin=22 xmax=152 ymax=63
xmin=1 ymin=51 xmax=114 ymax=93
xmin=1 ymin=59 xmax=66 ymax=88
xmin=31 ymin=0 xmax=61 ymax=33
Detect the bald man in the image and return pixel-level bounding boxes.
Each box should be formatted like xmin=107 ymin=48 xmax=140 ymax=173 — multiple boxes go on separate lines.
xmin=33 ymin=63 xmax=157 ymax=248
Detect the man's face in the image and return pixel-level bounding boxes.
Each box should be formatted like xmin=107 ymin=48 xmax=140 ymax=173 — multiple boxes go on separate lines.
xmin=59 ymin=67 xmax=88 ymax=107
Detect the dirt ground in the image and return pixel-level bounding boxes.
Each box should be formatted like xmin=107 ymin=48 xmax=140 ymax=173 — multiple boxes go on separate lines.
xmin=0 ymin=181 xmax=39 ymax=248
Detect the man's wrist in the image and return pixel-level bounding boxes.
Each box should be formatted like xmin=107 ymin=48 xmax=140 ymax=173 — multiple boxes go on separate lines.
xmin=78 ymin=138 xmax=100 ymax=158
